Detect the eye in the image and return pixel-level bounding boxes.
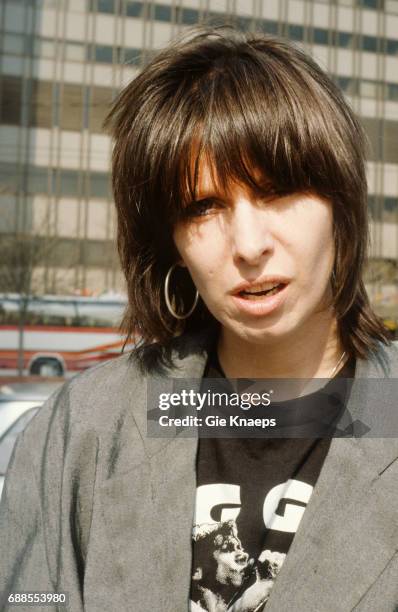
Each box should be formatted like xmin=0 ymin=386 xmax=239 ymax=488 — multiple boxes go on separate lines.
xmin=182 ymin=198 xmax=223 ymax=219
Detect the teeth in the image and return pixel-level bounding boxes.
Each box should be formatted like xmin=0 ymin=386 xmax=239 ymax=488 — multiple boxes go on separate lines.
xmin=243 ymin=286 xmax=281 ymax=300
xmin=242 ymin=282 xmax=281 ymax=295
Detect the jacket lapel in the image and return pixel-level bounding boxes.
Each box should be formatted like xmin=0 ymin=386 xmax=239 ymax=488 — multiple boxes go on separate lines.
xmin=264 ymin=436 xmax=398 ymax=612
xmin=265 ymin=350 xmax=398 ymax=611
xmin=96 ymin=349 xmax=206 ymax=609
xmin=98 ymin=436 xmax=198 ymax=609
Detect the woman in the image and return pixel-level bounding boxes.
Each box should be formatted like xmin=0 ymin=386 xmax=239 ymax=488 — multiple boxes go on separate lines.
xmin=1 ymin=26 xmax=397 ymax=612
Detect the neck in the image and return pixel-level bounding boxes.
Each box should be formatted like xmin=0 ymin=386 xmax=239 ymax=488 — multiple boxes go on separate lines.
xmin=217 ymin=311 xmax=345 ymax=379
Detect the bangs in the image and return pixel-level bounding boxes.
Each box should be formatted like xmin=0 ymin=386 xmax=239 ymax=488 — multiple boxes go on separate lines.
xmin=109 ymin=30 xmax=365 ymax=235
xmin=162 ymin=40 xmax=362 ymax=216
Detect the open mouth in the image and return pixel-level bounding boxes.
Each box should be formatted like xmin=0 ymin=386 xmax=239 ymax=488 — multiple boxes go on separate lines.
xmin=238 ymin=282 xmax=286 ymax=300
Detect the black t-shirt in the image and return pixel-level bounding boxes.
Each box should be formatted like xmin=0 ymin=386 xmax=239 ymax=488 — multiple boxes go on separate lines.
xmin=189 ymin=353 xmax=355 ymax=612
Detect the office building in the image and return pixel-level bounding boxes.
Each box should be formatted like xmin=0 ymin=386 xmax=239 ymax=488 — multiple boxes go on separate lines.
xmin=0 ymin=0 xmax=397 ymax=320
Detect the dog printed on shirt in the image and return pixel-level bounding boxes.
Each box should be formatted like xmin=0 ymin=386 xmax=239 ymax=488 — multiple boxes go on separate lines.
xmin=190 ymin=520 xmax=285 ymax=612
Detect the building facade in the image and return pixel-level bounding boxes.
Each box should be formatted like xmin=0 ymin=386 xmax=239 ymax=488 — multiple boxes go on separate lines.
xmin=0 ymin=0 xmax=397 ymax=317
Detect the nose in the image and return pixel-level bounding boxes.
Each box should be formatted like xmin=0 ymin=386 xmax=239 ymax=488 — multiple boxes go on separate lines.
xmin=229 ymin=198 xmax=274 ymax=266
xmin=236 ymin=552 xmax=249 ymax=565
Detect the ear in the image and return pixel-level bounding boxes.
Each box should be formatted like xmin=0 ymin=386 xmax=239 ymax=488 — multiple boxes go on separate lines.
xmin=192 ymin=567 xmax=203 ymax=581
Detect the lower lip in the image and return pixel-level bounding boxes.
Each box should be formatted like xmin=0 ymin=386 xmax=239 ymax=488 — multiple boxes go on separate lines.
xmin=231 ymin=284 xmax=288 ymax=317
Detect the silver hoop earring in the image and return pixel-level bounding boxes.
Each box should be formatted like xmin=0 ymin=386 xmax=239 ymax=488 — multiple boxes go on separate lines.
xmin=164 ymin=263 xmax=199 ymax=320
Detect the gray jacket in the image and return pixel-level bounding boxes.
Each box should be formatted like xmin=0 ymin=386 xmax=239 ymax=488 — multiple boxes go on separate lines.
xmin=1 ymin=337 xmax=398 ymax=612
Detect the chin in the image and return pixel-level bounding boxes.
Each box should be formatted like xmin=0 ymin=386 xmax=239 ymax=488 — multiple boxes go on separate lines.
xmin=233 ymin=320 xmax=292 ymax=345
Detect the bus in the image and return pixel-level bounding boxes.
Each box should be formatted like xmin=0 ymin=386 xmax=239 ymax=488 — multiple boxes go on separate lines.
xmin=0 ymin=294 xmax=134 ymax=377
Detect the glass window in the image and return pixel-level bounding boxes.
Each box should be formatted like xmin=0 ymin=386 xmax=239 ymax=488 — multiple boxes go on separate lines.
xmin=383 ymin=120 xmax=398 ymax=163
xmin=181 ymin=7 xmax=198 ymax=24
xmin=60 ymin=84 xmax=83 ymax=131
xmin=337 ymin=76 xmax=350 ymax=91
xmin=357 ymin=0 xmax=380 ymax=8
xmin=89 ymin=172 xmax=110 ymax=198
xmin=368 ymin=195 xmax=385 ymax=220
xmin=83 ymin=240 xmax=114 ymax=266
xmin=42 ymin=0 xmax=68 ymax=7
xmin=154 ymin=4 xmax=171 ymax=22
xmin=387 ymin=83 xmax=398 ymax=101
xmin=89 ymin=86 xmax=112 ymax=133
xmin=260 ymin=20 xmax=279 ymax=35
xmin=0 ymin=195 xmax=16 ymax=231
xmin=2 ymin=33 xmax=25 ymax=55
xmin=86 ymin=43 xmax=94 ymax=61
xmin=126 ymin=1 xmax=145 ymax=17
xmin=53 ymin=82 xmax=60 ymax=127
xmin=362 ymin=35 xmax=378 ymax=52
xmin=207 ymin=11 xmax=225 ymax=25
xmin=33 ymin=37 xmax=56 ymax=58
xmin=337 ymin=76 xmax=358 ymax=95
xmin=288 ymin=24 xmax=304 ymax=41
xmin=0 ymin=162 xmax=20 ymax=192
xmin=94 ymin=44 xmax=114 ymax=63
xmin=337 ymin=32 xmax=354 ymax=48
xmin=0 ymin=76 xmax=22 ymax=125
xmin=384 ymin=197 xmax=398 ymax=213
xmin=361 ymin=117 xmax=382 ymax=160
xmin=94 ymin=0 xmax=115 ymax=13
xmin=59 ymin=169 xmax=80 ymax=197
xmin=29 ymin=80 xmax=55 ymax=129
xmin=386 ymin=39 xmax=398 ymax=55
xmin=367 ymin=194 xmax=376 ymax=217
xmin=21 ymin=298 xmax=79 ymax=326
xmin=64 ymin=41 xmax=85 ymax=62
xmin=142 ymin=49 xmax=157 ymax=65
xmin=234 ymin=16 xmax=252 ymax=31
xmin=123 ymin=47 xmax=141 ymax=65
xmin=76 ymin=300 xmax=124 ymax=327
xmin=313 ymin=28 xmax=329 ymax=45
xmin=27 ymin=166 xmax=52 ymax=194
xmin=51 ymin=239 xmax=80 ymax=267
xmin=83 ymin=86 xmax=90 ymax=129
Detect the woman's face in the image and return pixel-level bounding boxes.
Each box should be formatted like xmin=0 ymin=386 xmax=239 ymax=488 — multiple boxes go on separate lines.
xmin=173 ymin=159 xmax=336 ymax=347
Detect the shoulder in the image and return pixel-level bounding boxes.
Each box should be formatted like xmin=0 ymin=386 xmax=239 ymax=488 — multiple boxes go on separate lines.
xmin=0 ymin=353 xmax=150 ymax=581
xmin=15 ymin=353 xmax=148 ymax=468
xmin=362 ymin=339 xmax=398 ymax=377
xmin=66 ymin=351 xmax=146 ymax=423
xmin=18 ymin=336 xmax=208 ymax=463
xmin=388 ymin=340 xmax=398 ymax=369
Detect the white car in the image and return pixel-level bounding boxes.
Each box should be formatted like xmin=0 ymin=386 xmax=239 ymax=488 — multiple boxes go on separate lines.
xmin=0 ymin=379 xmax=64 ymax=499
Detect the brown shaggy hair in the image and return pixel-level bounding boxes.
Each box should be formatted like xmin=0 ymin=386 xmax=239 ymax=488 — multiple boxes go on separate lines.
xmin=105 ymin=25 xmax=390 ymax=372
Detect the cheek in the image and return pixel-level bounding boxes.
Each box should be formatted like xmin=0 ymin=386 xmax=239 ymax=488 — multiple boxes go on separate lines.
xmin=309 ymin=228 xmax=334 ymax=264
xmin=173 ymin=225 xmax=223 ymax=287
xmin=296 ymin=206 xmax=335 ymax=274
xmin=185 ymin=256 xmax=217 ymax=294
